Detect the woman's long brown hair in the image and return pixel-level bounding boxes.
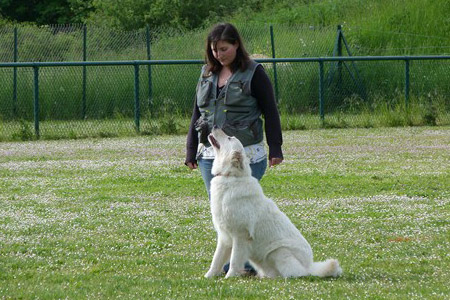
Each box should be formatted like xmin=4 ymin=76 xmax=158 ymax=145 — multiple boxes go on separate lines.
xmin=204 ymin=23 xmax=251 ymax=77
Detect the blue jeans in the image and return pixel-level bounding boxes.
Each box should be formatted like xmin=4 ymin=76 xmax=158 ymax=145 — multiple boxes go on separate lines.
xmin=198 ymin=157 xmax=267 ymax=197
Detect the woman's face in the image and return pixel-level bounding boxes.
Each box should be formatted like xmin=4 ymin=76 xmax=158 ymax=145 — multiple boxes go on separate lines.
xmin=211 ymin=40 xmax=239 ymax=67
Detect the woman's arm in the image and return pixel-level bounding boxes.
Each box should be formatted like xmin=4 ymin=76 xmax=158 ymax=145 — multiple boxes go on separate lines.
xmin=251 ymin=65 xmax=284 ymax=163
xmin=185 ymin=101 xmax=200 ymax=166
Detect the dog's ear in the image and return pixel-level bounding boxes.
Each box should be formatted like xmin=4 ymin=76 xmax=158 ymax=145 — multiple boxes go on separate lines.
xmin=231 ymin=150 xmax=244 ymax=169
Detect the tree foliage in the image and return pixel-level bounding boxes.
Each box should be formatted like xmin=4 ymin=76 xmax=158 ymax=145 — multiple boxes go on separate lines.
xmin=86 ymin=0 xmax=258 ymax=30
xmin=0 ymin=0 xmax=268 ymax=30
xmin=0 ymin=0 xmax=93 ymax=24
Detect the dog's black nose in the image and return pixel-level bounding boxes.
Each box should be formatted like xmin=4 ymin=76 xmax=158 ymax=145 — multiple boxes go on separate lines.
xmin=213 ymin=125 xmax=218 ymax=129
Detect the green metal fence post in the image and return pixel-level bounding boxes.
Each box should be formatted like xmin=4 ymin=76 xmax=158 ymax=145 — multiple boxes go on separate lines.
xmin=33 ymin=66 xmax=40 ymax=139
xmin=146 ymin=25 xmax=153 ymax=111
xmin=405 ymin=59 xmax=410 ymax=108
xmin=13 ymin=27 xmax=18 ymax=117
xmin=319 ymin=60 xmax=325 ymax=122
xmin=336 ymin=25 xmax=343 ymax=90
xmin=82 ymin=25 xmax=87 ymax=119
xmin=270 ymin=25 xmax=279 ymax=103
xmin=134 ymin=63 xmax=140 ymax=132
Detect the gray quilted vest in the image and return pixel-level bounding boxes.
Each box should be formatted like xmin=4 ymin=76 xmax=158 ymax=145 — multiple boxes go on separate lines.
xmin=195 ymin=60 xmax=263 ymax=147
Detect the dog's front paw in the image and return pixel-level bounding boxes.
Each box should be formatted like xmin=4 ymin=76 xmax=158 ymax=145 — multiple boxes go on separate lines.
xmin=204 ymin=269 xmax=220 ymax=278
xmin=224 ymin=269 xmax=240 ymax=279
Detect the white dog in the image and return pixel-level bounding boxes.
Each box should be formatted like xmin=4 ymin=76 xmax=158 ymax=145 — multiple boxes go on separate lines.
xmin=204 ymin=128 xmax=342 ymax=279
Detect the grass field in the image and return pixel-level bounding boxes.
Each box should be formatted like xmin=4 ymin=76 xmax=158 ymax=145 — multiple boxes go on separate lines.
xmin=0 ymin=126 xmax=449 ymax=299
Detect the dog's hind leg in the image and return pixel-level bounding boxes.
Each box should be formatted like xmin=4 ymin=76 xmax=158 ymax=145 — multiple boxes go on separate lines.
xmin=254 ymin=261 xmax=279 ymax=278
xmin=268 ymin=247 xmax=309 ymax=278
xmin=225 ymin=236 xmax=251 ymax=278
xmin=205 ymin=238 xmax=231 ymax=278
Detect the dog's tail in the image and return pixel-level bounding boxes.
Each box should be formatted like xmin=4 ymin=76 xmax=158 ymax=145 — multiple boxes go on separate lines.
xmin=309 ymin=259 xmax=342 ymax=278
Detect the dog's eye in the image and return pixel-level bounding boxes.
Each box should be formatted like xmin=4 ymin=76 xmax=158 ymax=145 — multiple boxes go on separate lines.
xmin=228 ymin=137 xmax=231 ymax=140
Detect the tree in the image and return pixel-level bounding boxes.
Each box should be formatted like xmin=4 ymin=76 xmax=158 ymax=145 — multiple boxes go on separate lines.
xmin=86 ymin=0 xmax=246 ymax=30
xmin=0 ymin=0 xmax=93 ymax=24
xmin=0 ymin=0 xmax=264 ymax=30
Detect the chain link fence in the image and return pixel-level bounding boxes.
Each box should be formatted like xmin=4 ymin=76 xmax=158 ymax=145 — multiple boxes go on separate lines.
xmin=0 ymin=24 xmax=449 ymax=141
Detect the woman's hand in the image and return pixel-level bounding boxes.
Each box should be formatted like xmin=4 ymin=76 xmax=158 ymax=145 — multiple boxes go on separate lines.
xmin=269 ymin=157 xmax=283 ymax=167
xmin=186 ymin=162 xmax=198 ymax=170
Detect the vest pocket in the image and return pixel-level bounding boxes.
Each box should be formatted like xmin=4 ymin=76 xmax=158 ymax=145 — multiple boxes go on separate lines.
xmin=225 ymin=80 xmax=250 ymax=106
xmin=197 ymin=80 xmax=212 ymax=107
xmin=222 ymin=118 xmax=263 ymax=147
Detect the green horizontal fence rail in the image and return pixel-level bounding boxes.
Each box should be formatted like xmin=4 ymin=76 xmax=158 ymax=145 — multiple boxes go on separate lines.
xmin=1 ymin=55 xmax=450 ymax=139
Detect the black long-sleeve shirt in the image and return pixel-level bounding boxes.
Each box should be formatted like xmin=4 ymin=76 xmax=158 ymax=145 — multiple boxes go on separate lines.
xmin=185 ymin=64 xmax=283 ymax=164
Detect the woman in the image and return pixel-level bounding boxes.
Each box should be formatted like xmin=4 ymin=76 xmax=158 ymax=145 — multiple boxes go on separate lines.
xmin=185 ymin=23 xmax=283 ymax=195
